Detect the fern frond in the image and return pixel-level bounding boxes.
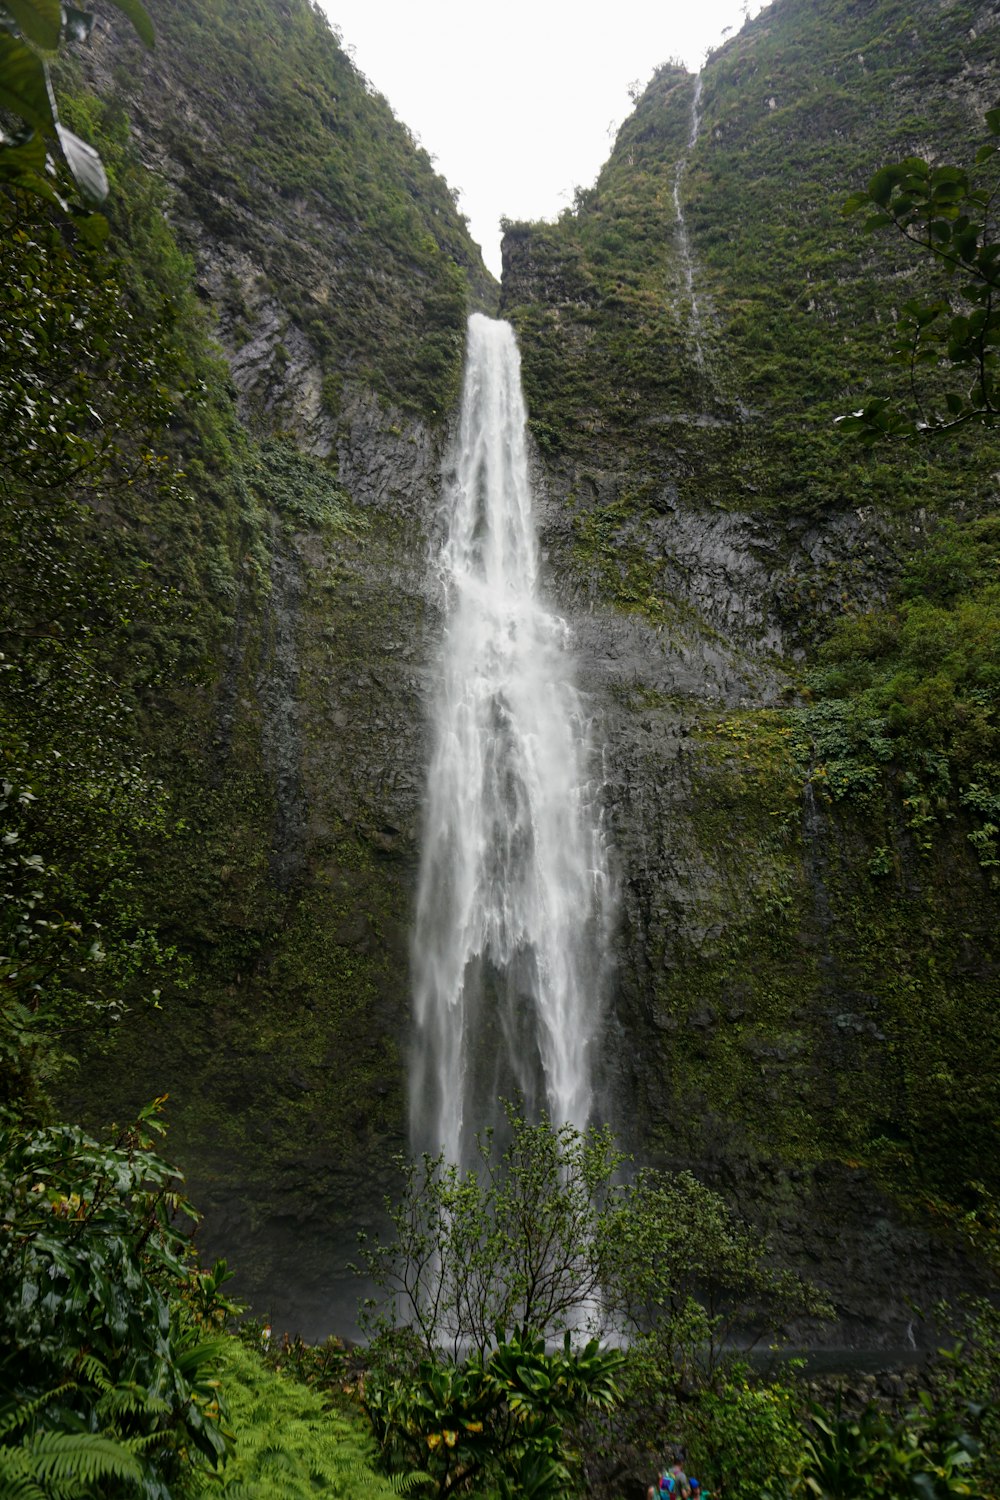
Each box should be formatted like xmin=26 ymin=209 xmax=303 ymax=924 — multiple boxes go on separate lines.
xmin=0 ymin=1385 xmax=75 ymax=1441
xmin=335 ymin=1459 xmax=431 ymax=1495
xmin=0 ymin=1448 xmax=48 ymax=1500
xmin=24 ymin=1430 xmax=144 ymax=1486
xmin=123 ymin=1427 xmax=171 ymax=1456
xmin=96 ymin=1383 xmax=170 ymax=1423
xmin=72 ymin=1353 xmax=112 ymax=1391
xmin=215 ymin=1339 xmax=413 ymax=1498
xmin=389 ymin=1469 xmax=433 ymax=1495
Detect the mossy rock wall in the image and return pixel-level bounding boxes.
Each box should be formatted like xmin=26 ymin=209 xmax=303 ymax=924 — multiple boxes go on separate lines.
xmin=43 ymin=0 xmax=491 ymax=1333
xmin=70 ymin=413 xmax=444 ymax=1334
xmin=501 ymin=0 xmax=1000 ymax=1342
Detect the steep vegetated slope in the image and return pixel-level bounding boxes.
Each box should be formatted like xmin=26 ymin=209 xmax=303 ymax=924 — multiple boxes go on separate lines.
xmin=502 ymin=0 xmax=1000 ymax=1340
xmin=74 ymin=0 xmax=494 ymax=440
xmin=3 ymin=0 xmax=495 ymax=1332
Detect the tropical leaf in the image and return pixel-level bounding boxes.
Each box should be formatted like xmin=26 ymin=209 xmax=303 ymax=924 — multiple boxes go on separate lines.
xmin=0 ymin=1431 xmax=143 ymax=1491
xmin=1 ymin=0 xmax=61 ymax=50
xmin=104 ymin=0 xmax=153 ymax=48
xmin=0 ymin=30 xmax=55 ymax=132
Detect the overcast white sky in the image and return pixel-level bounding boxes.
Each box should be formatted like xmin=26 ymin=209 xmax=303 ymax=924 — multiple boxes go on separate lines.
xmin=321 ymin=2 xmax=771 ymax=277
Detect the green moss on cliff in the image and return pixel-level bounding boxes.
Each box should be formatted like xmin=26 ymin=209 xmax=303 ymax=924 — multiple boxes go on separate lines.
xmin=503 ymin=68 xmax=711 ymax=463
xmin=0 ymin=97 xmax=260 ymax=1109
xmin=499 ymin=3 xmax=1000 ymax=1264
xmin=688 ymin=0 xmax=1000 ymax=515
xmin=797 ymin=514 xmax=1000 ymax=868
xmin=75 ymin=0 xmax=495 ymax=424
xmin=624 ymin=689 xmax=1000 ymax=1225
xmin=503 ymin=2 xmax=1000 ymax=529
xmin=3 ymin=73 xmax=428 ymax=1322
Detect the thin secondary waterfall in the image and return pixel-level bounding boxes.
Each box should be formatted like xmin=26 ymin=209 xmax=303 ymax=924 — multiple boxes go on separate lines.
xmin=672 ymin=74 xmax=705 ymax=367
xmin=411 ymin=314 xmax=613 ymax=1167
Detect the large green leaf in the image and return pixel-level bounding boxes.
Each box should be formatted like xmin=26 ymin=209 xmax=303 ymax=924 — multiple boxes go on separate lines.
xmin=105 ymin=0 xmax=153 ymax=47
xmin=867 ymin=163 xmax=906 ymax=208
xmin=1 ymin=0 xmax=61 ymax=49
xmin=0 ymin=31 xmax=55 ymax=132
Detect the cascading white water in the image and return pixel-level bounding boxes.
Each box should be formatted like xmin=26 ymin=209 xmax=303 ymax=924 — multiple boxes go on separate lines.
xmin=410 ymin=313 xmax=614 ymax=1167
xmin=672 ymin=74 xmax=705 ymax=367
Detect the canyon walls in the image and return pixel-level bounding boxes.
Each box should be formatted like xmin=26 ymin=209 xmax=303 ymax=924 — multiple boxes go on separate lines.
xmin=31 ymin=0 xmax=1000 ymax=1339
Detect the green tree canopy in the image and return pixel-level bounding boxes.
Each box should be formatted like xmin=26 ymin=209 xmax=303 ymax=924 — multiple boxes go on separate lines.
xmin=839 ymin=106 xmax=1000 ymax=441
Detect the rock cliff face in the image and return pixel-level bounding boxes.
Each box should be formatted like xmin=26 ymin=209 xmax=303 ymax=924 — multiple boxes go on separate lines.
xmin=521 ymin=464 xmax=988 ymax=1344
xmin=61 ymin=0 xmax=1000 ymax=1341
xmin=500 ymin=0 xmax=1000 ymax=1343
xmin=60 ymin=0 xmax=493 ymax=1331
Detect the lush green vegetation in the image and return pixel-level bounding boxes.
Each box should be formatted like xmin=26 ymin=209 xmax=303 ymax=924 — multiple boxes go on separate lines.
xmin=504 ymin=3 xmax=1000 ymax=520
xmin=686 ymin=0 xmax=1000 ymax=515
xmin=839 ymin=106 xmax=1000 ymax=440
xmin=0 ymin=1101 xmax=234 ymax=1494
xmin=3 ymin=1088 xmax=996 ymax=1496
xmin=0 ymin=115 xmax=442 ymax=1499
xmin=66 ymin=0 xmax=496 ymax=424
xmin=214 ymin=1339 xmax=401 ymax=1497
xmin=668 ymin=507 xmax=1000 ymax=1219
xmin=346 ymin=1113 xmax=994 ymax=1500
xmin=357 ymin=1110 xmax=819 ymax=1499
xmin=503 ymin=66 xmax=710 ymax=462
xmin=3 ymin=0 xmax=484 ymax=1305
xmin=661 ymin=500 xmax=999 ymax=1218
xmin=0 ymin=121 xmax=242 ymax=1119
xmin=0 ymin=1100 xmax=412 ymax=1495
xmin=0 ymin=14 xmax=456 ymax=1488
xmin=499 ymin=0 xmax=1000 ymax=1322
xmin=3 ymin=0 xmax=999 ymax=1491
xmin=0 ymin=0 xmax=152 ymax=209
xmin=801 ymin=514 xmax=1000 ymax=870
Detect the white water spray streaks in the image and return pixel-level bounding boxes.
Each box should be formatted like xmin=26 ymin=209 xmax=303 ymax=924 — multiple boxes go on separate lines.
xmin=672 ymin=74 xmax=705 ymax=366
xmin=411 ymin=315 xmax=613 ymax=1166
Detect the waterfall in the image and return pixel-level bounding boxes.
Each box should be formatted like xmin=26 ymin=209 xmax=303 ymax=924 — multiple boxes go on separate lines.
xmin=672 ymin=74 xmax=705 ymax=367
xmin=410 ymin=314 xmax=614 ymax=1167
